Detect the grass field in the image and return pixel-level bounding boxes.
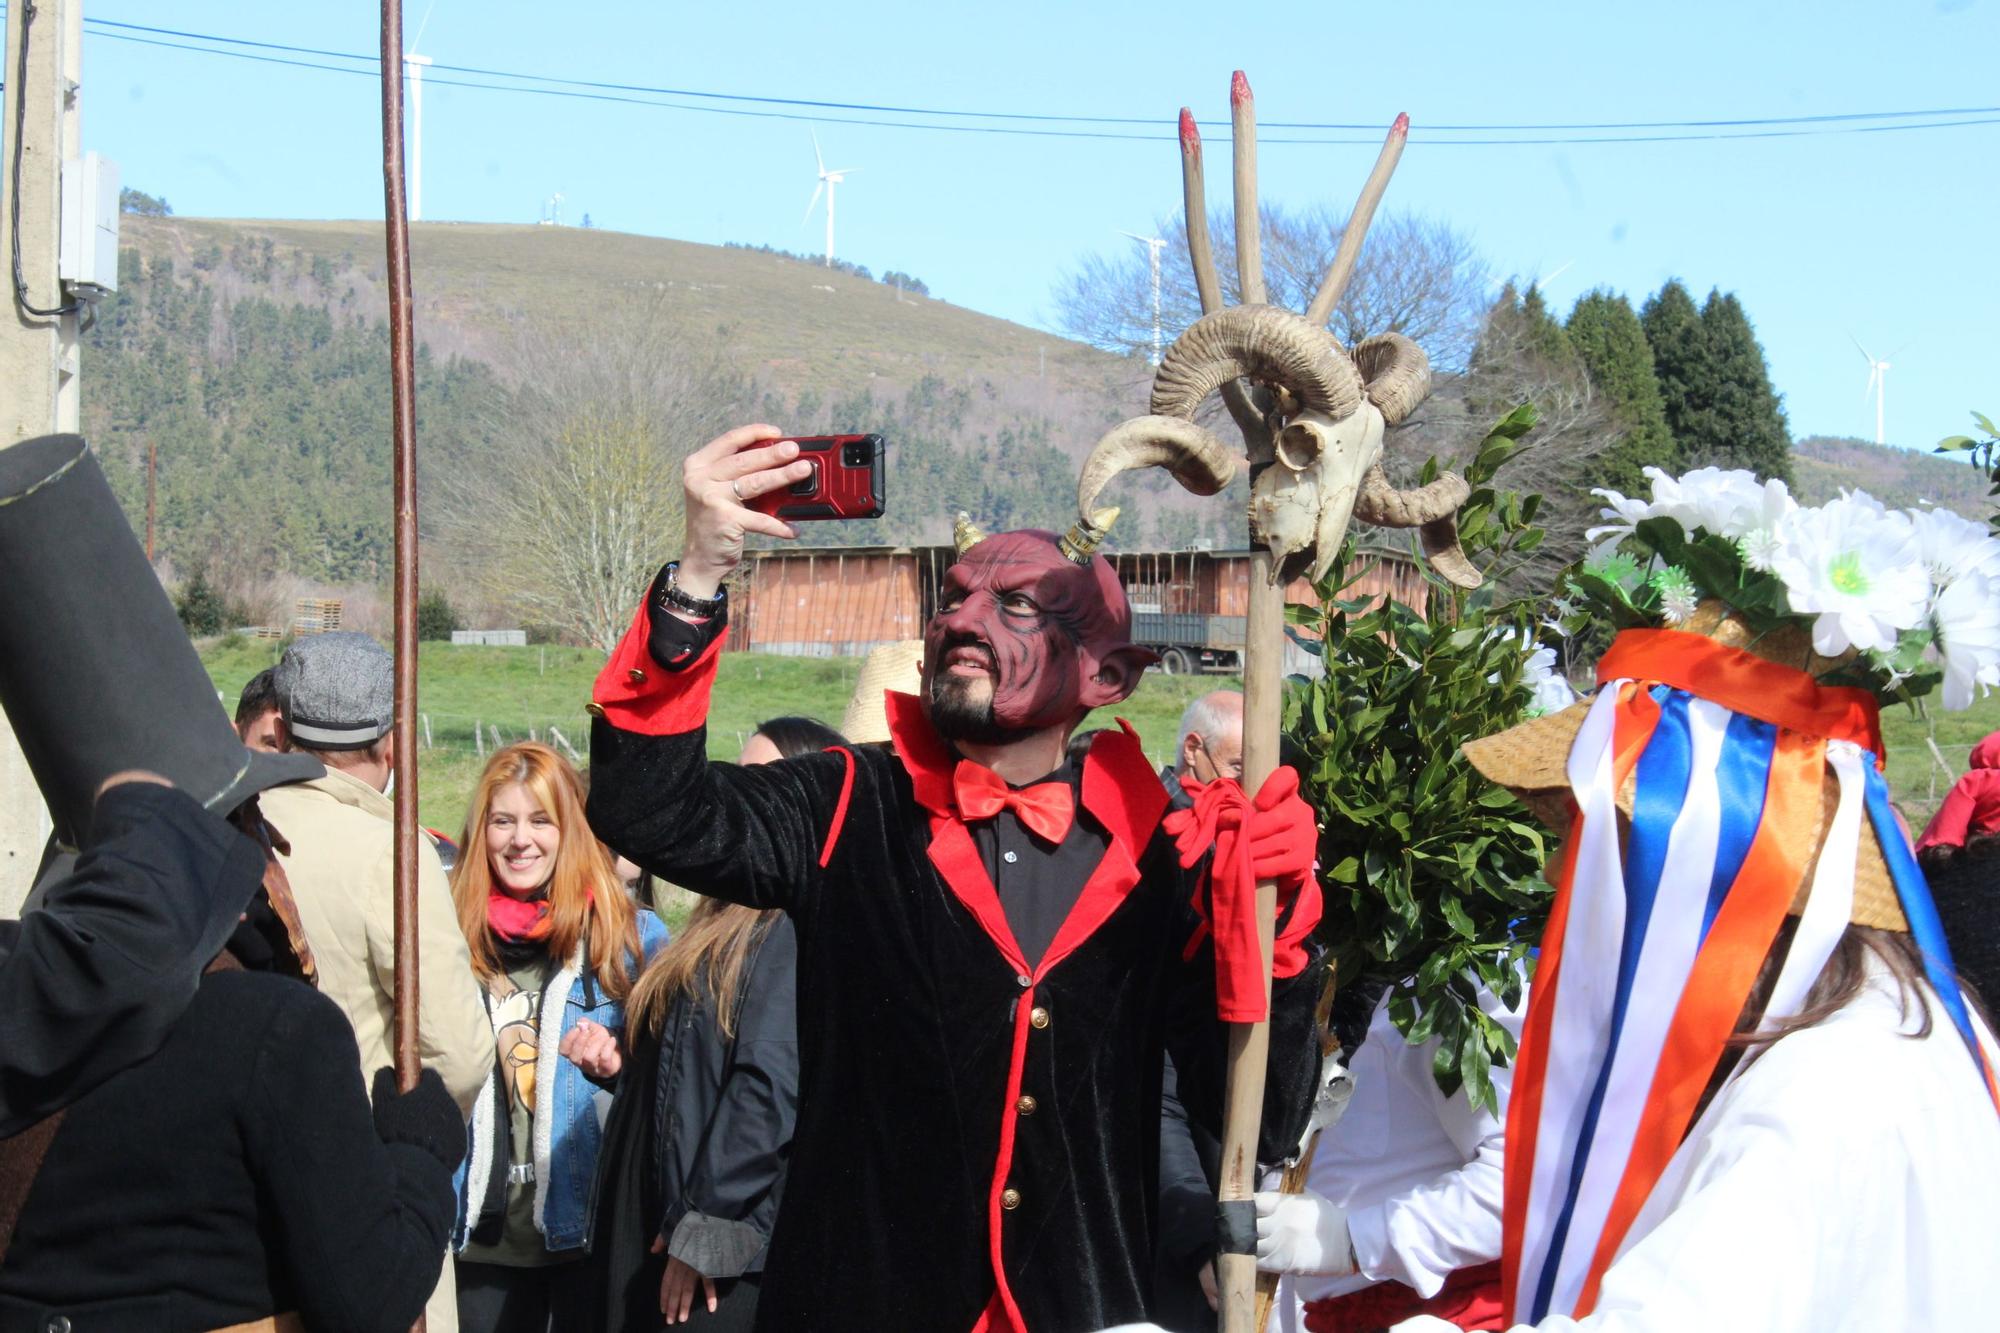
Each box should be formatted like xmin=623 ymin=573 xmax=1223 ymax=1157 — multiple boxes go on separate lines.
xmin=203 ymin=636 xmax=2000 ymax=842
xmin=201 ymin=637 xmax=1222 ymax=835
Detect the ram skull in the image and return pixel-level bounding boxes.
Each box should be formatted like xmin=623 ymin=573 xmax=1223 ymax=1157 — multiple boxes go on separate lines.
xmin=1068 ymin=75 xmax=1480 ymax=592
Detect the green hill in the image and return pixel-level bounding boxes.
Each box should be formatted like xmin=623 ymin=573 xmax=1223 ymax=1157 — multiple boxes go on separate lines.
xmin=83 ymin=217 xmax=1229 ymax=602
xmin=113 ymin=217 xmax=1122 ymax=399
xmin=1791 ymin=434 xmax=1991 ymax=518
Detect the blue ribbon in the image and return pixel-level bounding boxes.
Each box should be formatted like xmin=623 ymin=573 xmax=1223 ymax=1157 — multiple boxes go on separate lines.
xmin=1861 ymin=756 xmax=1990 ymax=1080
xmin=1529 ymin=687 xmax=1693 ymax=1320
xmin=1701 ymin=712 xmax=1776 ymax=938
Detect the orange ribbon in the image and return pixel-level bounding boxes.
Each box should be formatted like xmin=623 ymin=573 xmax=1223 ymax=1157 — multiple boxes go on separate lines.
xmin=1596 ymin=628 xmax=1884 ymax=757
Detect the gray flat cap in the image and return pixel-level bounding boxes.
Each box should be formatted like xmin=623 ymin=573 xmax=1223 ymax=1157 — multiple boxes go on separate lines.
xmin=276 ymin=631 xmax=394 ymax=750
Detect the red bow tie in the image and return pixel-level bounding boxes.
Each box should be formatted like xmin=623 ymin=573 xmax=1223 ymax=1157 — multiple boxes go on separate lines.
xmin=952 ymin=760 xmax=1075 ymax=845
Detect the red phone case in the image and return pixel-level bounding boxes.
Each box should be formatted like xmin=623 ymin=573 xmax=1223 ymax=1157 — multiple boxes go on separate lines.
xmin=747 ymin=434 xmax=886 ymax=521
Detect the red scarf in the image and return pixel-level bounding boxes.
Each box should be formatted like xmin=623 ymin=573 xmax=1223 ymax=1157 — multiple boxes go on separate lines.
xmin=487 ymin=890 xmax=553 ymax=942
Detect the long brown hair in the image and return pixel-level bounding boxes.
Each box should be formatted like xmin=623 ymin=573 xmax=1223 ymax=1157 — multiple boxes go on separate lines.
xmin=452 ymin=742 xmax=641 ymax=1000
xmin=1695 ymin=921 xmax=1992 ymax=1123
xmin=626 ymin=715 xmax=843 ymax=1038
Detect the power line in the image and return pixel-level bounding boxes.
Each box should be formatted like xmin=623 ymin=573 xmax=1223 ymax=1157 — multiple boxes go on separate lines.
xmin=78 ymin=16 xmax=2000 ymax=134
xmin=69 ymin=15 xmax=2000 ymax=147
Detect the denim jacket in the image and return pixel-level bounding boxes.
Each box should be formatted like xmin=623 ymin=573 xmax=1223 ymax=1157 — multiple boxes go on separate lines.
xmin=454 ymin=909 xmax=670 ymax=1253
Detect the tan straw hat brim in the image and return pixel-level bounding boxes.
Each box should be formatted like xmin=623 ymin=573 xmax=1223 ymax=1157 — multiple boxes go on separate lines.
xmin=1463 ymin=689 xmax=1906 ymax=933
xmin=842 ymin=641 xmax=925 ymax=746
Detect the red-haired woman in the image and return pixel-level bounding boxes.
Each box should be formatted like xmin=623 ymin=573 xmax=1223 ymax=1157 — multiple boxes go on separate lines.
xmin=449 ymin=742 xmax=668 ymax=1333
xmin=590 ymin=717 xmax=840 ymax=1330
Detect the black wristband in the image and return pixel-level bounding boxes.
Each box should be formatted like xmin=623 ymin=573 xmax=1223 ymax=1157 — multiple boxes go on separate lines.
xmin=654 ymin=561 xmax=726 ymax=620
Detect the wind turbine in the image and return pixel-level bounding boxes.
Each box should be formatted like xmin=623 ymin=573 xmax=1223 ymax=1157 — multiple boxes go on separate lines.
xmin=1851 ymin=336 xmax=1907 ymax=446
xmin=1119 ymin=230 xmax=1168 ymax=366
xmin=803 ymin=132 xmax=860 ymax=267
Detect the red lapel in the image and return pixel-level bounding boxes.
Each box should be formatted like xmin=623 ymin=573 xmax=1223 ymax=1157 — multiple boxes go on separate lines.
xmin=885 ymin=694 xmax=1169 ymax=980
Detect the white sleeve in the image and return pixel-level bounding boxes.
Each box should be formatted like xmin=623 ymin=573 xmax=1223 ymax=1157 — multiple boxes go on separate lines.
xmin=1348 ymin=987 xmax=1522 ymax=1298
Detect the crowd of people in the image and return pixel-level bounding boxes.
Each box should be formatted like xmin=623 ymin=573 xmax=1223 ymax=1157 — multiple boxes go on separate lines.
xmin=1 ymin=420 xmax=1997 ymax=1333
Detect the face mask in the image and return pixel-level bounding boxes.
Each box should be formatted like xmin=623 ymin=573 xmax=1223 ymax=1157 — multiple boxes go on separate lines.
xmin=922 ymin=530 xmax=1147 ymax=741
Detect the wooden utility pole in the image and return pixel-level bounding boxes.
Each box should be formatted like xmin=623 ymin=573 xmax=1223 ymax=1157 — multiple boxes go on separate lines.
xmin=0 ymin=0 xmax=81 ymax=912
xmin=379 ymin=0 xmax=423 ymax=1110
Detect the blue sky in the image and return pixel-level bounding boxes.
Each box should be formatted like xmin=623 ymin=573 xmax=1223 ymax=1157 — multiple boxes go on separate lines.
xmin=61 ymin=0 xmax=2000 ymax=457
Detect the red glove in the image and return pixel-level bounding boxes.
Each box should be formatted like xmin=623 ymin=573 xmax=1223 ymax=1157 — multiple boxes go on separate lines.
xmin=1163 ymin=768 xmax=1323 ymax=1022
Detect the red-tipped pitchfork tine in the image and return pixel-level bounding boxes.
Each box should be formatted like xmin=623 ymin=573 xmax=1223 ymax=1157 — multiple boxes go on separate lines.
xmin=1088 ymin=76 xmax=1469 ymax=1333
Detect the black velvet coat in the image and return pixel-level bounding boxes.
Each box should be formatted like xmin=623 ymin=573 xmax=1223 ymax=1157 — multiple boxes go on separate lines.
xmin=586 ymin=619 xmax=1322 ymax=1333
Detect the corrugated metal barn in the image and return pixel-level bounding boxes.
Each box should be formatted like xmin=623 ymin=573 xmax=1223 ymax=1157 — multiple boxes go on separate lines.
xmin=731 ymin=544 xmax=1429 ymax=667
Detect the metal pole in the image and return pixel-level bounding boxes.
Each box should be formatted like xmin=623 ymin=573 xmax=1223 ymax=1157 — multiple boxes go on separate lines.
xmin=379 ymin=0 xmax=421 ymax=1100
xmin=145 ymin=440 xmax=156 ymax=561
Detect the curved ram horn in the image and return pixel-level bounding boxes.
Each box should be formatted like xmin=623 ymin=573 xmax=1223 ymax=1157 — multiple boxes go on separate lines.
xmin=1353 ymin=462 xmax=1482 ymax=590
xmin=1151 ymin=305 xmax=1363 ymax=424
xmin=952 ymin=510 xmax=989 ymax=556
xmin=1351 ymin=332 xmax=1431 ymax=427
xmin=1076 ymin=415 xmax=1240 ymax=529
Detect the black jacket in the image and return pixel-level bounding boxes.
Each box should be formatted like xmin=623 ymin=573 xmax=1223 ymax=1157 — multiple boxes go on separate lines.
xmin=587 ymin=627 xmax=1322 ymax=1333
xmin=0 ymin=784 xmax=256 ymax=1135
xmin=0 ymin=965 xmax=462 ymax=1332
xmin=591 ymin=917 xmax=799 ymax=1330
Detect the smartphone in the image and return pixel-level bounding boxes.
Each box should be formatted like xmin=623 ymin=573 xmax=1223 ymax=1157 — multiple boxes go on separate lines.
xmin=748 ymin=434 xmax=886 ymax=521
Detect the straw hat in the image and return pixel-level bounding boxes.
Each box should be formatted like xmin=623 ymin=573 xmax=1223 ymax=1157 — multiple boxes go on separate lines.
xmin=842 ymin=641 xmax=924 ymax=745
xmin=1462 ymin=601 xmax=1907 ymax=931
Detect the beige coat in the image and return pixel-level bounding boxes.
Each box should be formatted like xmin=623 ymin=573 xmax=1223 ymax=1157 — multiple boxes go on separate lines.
xmin=261 ymin=766 xmax=494 ymax=1333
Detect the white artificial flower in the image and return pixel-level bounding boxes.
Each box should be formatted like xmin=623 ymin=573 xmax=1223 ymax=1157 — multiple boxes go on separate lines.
xmin=1738 ymin=528 xmax=1785 ymax=573
xmin=1933 ymin=568 xmax=2000 ymax=710
xmin=1907 ymin=506 xmax=2000 ymax=589
xmin=1521 ymin=643 xmax=1578 ymax=717
xmin=1653 ymin=566 xmax=1701 ymax=625
xmin=1655 ymin=467 xmax=1791 ymax=539
xmin=1586 ymin=486 xmax=1652 ymax=556
xmin=1768 ymin=495 xmax=1930 ymax=656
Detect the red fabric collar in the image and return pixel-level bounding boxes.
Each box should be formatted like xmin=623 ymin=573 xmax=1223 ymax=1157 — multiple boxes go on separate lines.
xmin=884 ymin=691 xmax=1169 ymax=974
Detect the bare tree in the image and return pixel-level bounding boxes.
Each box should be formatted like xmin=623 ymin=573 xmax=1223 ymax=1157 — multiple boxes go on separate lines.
xmin=1053 ymin=208 xmax=1493 ymax=373
xmin=1380 ymin=288 xmax=1626 ymax=583
xmin=436 ymin=309 xmax=752 ymax=650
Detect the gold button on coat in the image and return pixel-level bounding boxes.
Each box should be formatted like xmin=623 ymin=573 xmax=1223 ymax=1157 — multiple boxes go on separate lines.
xmin=1029 ymin=1006 xmax=1050 ymax=1029
xmin=1016 ymin=1094 xmax=1037 ymax=1115
xmin=627 ymin=668 xmax=647 ymax=684
xmin=1001 ymin=1187 xmax=1022 ymax=1210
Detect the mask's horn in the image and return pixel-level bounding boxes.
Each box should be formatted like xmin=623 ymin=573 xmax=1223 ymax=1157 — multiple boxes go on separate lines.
xmin=1059 ymin=508 xmax=1117 ymax=566
xmin=952 ymin=510 xmax=989 ymax=557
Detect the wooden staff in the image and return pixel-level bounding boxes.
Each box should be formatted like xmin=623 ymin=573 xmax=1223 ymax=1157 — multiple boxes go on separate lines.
xmin=379 ymin=0 xmax=421 ymax=1100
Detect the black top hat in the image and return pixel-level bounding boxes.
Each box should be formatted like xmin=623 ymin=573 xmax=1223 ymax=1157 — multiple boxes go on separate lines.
xmin=0 ymin=435 xmax=322 ymax=849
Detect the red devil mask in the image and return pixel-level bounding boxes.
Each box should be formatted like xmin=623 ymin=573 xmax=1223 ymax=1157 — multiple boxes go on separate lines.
xmin=922 ymin=530 xmax=1157 ymax=743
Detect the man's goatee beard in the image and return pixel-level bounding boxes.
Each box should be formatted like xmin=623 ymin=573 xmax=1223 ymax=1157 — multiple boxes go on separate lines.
xmin=927 ymin=675 xmax=1029 ymax=746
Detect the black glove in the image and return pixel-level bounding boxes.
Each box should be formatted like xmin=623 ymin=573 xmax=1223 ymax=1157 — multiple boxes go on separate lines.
xmin=370 ymin=1066 xmax=468 ymax=1172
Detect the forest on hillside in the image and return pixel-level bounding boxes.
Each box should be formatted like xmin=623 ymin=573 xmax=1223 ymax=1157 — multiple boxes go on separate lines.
xmin=78 ymin=238 xmax=1187 ymax=637
xmin=82 ymin=210 xmax=1985 ymax=645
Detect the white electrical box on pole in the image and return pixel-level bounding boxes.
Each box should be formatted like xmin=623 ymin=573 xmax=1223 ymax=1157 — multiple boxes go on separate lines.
xmin=2 ymin=0 xmax=118 ymax=913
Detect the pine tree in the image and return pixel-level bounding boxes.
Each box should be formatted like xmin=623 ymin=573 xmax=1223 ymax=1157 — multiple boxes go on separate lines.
xmin=1567 ymin=290 xmax=1676 ymax=494
xmin=1640 ymin=279 xmax=1716 ymax=462
xmin=1518 ymin=285 xmax=1575 ymax=367
xmin=1698 ymin=290 xmax=1792 ymax=483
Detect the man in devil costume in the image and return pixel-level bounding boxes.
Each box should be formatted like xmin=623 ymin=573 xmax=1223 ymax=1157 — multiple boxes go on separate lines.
xmin=586 ymin=426 xmax=1326 ymax=1333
